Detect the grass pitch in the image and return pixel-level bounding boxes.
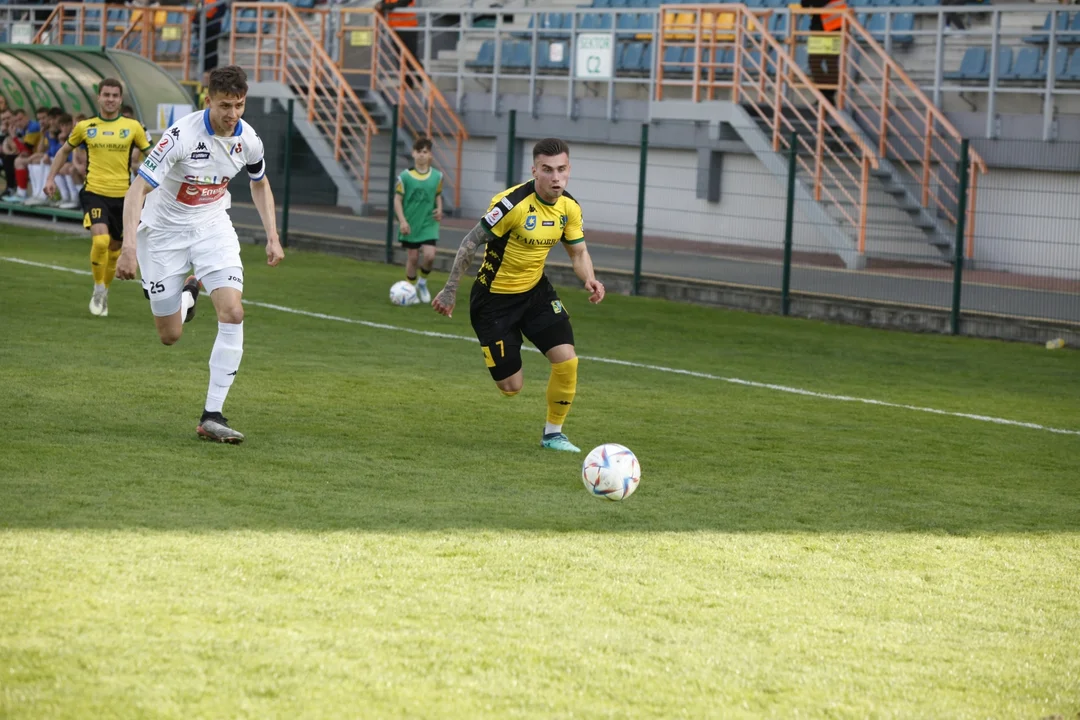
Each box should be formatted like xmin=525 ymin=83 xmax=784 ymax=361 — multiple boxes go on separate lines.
xmin=1 ymin=225 xmax=1079 ymax=719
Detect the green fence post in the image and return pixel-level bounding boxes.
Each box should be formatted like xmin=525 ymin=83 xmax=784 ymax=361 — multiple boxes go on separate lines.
xmin=385 ymin=104 xmax=400 ymax=265
xmin=506 ymin=109 xmax=517 ymax=187
xmin=950 ymin=139 xmax=970 ymax=336
xmin=633 ymin=123 xmax=649 ymax=296
xmin=781 ymin=130 xmax=797 ymax=316
xmin=281 ymin=97 xmax=293 ymax=249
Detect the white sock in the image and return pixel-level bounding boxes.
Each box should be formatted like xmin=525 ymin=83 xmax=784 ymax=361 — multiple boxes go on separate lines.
xmin=93 ymin=282 xmax=105 ymax=294
xmin=417 ymin=277 xmax=427 ymax=287
xmin=205 ymin=321 xmax=244 ymax=413
xmin=30 ymin=165 xmax=48 ymax=197
xmin=181 ymin=290 xmax=195 ymax=320
xmin=544 ymin=422 xmax=562 ymax=436
xmin=75 ymin=183 xmax=84 ymax=193
xmin=16 ymin=187 xmax=26 ymax=198
xmin=57 ymin=175 xmax=75 ymax=202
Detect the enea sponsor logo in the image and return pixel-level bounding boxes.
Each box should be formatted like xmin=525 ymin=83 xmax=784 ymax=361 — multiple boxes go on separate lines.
xmin=177 ymin=175 xmax=229 ymax=206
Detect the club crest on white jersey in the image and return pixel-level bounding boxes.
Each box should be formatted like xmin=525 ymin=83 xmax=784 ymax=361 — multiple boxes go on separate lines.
xmin=138 ymin=109 xmax=265 ymax=228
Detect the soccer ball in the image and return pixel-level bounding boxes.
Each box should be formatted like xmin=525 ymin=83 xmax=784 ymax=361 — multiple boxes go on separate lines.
xmin=582 ymin=444 xmax=641 ymax=501
xmin=389 ymin=280 xmax=418 ymax=306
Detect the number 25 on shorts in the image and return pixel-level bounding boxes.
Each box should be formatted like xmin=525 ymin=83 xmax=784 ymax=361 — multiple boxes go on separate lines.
xmin=481 ymin=340 xmax=505 ymax=368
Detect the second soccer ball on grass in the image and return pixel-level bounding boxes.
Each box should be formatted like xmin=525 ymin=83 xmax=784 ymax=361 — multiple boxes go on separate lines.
xmin=389 ymin=280 xmax=419 ymax=306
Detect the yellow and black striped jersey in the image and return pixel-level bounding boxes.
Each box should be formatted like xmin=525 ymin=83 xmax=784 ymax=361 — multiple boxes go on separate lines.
xmin=477 ymin=180 xmax=585 ymax=294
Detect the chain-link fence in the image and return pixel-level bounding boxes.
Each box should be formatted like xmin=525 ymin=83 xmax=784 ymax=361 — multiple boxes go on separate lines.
xmin=223 ymin=106 xmax=1078 ymax=343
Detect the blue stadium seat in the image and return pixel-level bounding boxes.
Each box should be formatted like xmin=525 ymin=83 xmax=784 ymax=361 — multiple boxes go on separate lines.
xmin=467 ymin=40 xmax=495 ymax=70
xmin=537 ymin=40 xmax=570 ymax=71
xmin=502 ymin=41 xmax=531 ymax=70
xmin=638 ymin=42 xmax=653 ymax=73
xmin=292 ymin=0 xmax=315 ymax=8
xmin=988 ymin=46 xmax=1013 ymax=80
xmin=866 ymin=13 xmax=914 ymax=46
xmin=618 ymin=41 xmax=645 ymax=72
xmin=591 ymin=0 xmax=613 ymax=7
xmin=236 ymin=8 xmax=257 ymax=34
xmin=637 ymin=13 xmax=655 ymax=31
xmin=616 ymin=13 xmax=638 ymax=34
xmin=662 ymin=45 xmax=690 ymax=75
xmin=1052 ymin=45 xmax=1069 ymax=77
xmin=1061 ymin=48 xmax=1080 ymax=80
xmin=1024 ymin=11 xmax=1070 ymax=45
xmin=768 ymin=12 xmax=789 ymax=38
xmin=581 ymin=13 xmax=614 ymax=30
xmin=944 ymin=46 xmax=986 ymax=80
xmin=795 ymin=44 xmax=809 ymax=72
xmin=1002 ymin=46 xmax=1042 ymax=80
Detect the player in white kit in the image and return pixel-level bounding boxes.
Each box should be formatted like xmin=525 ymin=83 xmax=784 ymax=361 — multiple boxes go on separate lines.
xmin=116 ymin=66 xmax=284 ymax=443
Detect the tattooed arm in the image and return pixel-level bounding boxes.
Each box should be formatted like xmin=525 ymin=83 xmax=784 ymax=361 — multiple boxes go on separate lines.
xmin=431 ymin=222 xmax=494 ymax=318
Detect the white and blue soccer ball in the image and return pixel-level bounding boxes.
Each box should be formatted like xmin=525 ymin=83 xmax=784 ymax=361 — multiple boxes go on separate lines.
xmin=582 ymin=444 xmax=641 ymax=501
xmin=389 ymin=280 xmax=418 ymax=306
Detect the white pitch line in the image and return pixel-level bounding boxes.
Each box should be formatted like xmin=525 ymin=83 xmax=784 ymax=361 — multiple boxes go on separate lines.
xmin=4 ymin=255 xmax=1079 ymax=437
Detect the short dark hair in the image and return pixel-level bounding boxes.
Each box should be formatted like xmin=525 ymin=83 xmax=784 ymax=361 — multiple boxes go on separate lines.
xmin=35 ymin=106 xmax=48 ymax=115
xmin=13 ymin=108 xmax=26 ymax=117
xmin=58 ymin=113 xmax=73 ymax=126
xmin=208 ymin=66 xmax=248 ymax=98
xmin=120 ymin=104 xmax=134 ymax=116
xmin=413 ymin=136 xmax=432 ymax=152
xmin=532 ymin=138 xmax=570 ymax=162
xmin=47 ymin=107 xmax=63 ymax=118
xmin=98 ymin=78 xmax=123 ymax=95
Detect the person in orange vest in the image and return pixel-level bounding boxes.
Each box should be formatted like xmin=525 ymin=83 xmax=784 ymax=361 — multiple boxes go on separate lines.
xmin=377 ymin=0 xmax=420 ymax=63
xmin=801 ymin=0 xmax=845 ymax=104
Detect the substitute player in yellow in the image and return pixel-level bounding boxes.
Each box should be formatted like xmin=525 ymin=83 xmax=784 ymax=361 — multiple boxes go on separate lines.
xmin=44 ymin=79 xmax=150 ymax=317
xmin=432 ymin=138 xmax=605 ymax=453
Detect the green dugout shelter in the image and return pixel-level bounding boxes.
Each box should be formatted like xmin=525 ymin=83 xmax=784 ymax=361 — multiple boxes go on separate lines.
xmin=0 ymin=44 xmax=190 ymax=130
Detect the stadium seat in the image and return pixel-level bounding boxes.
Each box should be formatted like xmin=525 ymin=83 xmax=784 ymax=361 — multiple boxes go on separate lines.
xmin=638 ymin=42 xmax=653 ymax=73
xmin=537 ymin=40 xmax=570 ymax=71
xmin=467 ymin=40 xmax=495 ymax=70
xmin=616 ymin=13 xmax=638 ymax=34
xmin=585 ymin=13 xmax=615 ymax=30
xmin=618 ymin=41 xmax=645 ymax=72
xmin=1001 ymin=46 xmax=1042 ymax=81
xmin=502 ymin=41 xmax=531 ymax=70
xmin=866 ymin=13 xmax=914 ymax=46
xmin=944 ymin=46 xmax=986 ymax=80
xmin=1061 ymin=48 xmax=1080 ymax=81
xmin=1024 ymin=11 xmax=1070 ymax=45
xmin=662 ymin=45 xmax=690 ymax=75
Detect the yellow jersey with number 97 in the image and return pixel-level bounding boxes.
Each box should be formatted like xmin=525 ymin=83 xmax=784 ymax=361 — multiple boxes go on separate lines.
xmin=66 ymin=115 xmax=151 ymax=198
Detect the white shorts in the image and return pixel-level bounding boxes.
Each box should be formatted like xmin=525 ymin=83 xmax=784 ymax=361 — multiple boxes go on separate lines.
xmin=137 ymin=220 xmax=245 ymax=317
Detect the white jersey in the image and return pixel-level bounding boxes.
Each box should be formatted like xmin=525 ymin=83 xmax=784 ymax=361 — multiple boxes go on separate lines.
xmin=137 ymin=109 xmax=265 ymax=240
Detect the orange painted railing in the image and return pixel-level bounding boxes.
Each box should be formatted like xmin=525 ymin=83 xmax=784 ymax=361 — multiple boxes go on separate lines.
xmin=789 ymin=8 xmax=987 ymax=259
xmin=656 ymin=5 xmax=879 ymax=254
xmin=338 ymin=9 xmax=467 ymax=209
xmin=229 ymin=2 xmax=377 ymax=202
xmin=33 ymin=3 xmax=194 ymax=81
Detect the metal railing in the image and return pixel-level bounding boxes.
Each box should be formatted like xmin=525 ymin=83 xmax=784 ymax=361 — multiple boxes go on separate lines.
xmin=657 ymin=5 xmax=881 ymax=253
xmin=338 ymin=8 xmax=467 ymax=209
xmin=230 ymin=2 xmax=377 ymax=202
xmin=792 ymin=7 xmax=987 ymax=258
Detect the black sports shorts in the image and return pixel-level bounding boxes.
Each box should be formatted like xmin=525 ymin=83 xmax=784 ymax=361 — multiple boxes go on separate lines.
xmin=81 ymin=190 xmax=125 ymax=241
xmin=469 ymin=274 xmax=575 ymax=381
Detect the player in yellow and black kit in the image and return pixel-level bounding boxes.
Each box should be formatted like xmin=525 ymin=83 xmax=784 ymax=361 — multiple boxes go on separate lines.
xmin=432 ymin=138 xmax=605 ymax=453
xmin=44 ymin=78 xmax=150 ymax=317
